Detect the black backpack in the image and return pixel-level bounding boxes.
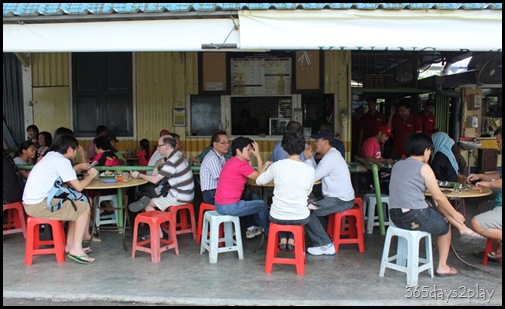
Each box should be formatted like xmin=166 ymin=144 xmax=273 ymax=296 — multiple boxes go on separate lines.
xmin=3 ymin=150 xmax=25 ymax=204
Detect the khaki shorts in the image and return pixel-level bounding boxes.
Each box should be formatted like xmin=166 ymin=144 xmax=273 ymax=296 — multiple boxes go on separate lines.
xmin=474 ymin=207 xmax=502 ymax=231
xmin=23 ymin=198 xmax=90 ymax=221
xmin=152 ymin=195 xmax=187 ymax=211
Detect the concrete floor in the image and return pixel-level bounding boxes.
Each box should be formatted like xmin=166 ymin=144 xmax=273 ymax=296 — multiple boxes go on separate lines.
xmin=3 ymin=195 xmax=502 ymax=306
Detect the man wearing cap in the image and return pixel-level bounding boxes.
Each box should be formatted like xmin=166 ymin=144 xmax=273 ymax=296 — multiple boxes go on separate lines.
xmin=416 ymin=99 xmax=437 ymax=137
xmin=302 ymin=129 xmax=355 ymax=256
xmin=361 ymin=126 xmax=395 ymax=166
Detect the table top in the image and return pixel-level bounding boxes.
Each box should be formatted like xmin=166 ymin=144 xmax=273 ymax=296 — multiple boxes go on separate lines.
xmin=85 ymin=178 xmax=147 ymax=190
xmin=16 ymin=164 xmax=153 ymax=172
xmin=425 ymin=185 xmax=492 ymax=198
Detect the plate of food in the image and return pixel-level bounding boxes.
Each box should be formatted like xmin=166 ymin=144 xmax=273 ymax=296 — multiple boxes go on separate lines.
xmin=438 ymin=181 xmax=456 ymax=188
xmin=101 ymin=179 xmax=118 ymax=183
xmin=100 ymin=171 xmax=116 ymax=178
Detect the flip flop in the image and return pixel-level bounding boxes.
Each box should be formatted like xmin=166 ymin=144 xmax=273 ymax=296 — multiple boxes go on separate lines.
xmin=67 ymin=253 xmax=95 ymax=264
xmin=83 ymin=236 xmax=102 ymax=244
xmin=460 ymin=233 xmax=486 ymax=246
xmin=435 ymin=267 xmax=461 ymax=277
xmin=66 ymin=248 xmax=93 ymax=254
xmin=487 ymin=251 xmax=502 ymax=260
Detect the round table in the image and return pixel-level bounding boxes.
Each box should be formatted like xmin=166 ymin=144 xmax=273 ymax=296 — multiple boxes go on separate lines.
xmin=425 ymin=185 xmax=492 ymax=216
xmin=85 ymin=177 xmax=147 ymax=250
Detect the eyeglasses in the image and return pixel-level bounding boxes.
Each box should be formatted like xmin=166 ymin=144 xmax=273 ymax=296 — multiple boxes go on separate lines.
xmin=216 ymin=141 xmax=230 ymax=145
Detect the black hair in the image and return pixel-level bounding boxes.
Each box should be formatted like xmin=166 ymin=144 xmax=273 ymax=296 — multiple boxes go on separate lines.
xmin=405 ymin=133 xmax=434 ymax=157
xmin=17 ymin=140 xmax=35 ymax=157
xmin=93 ymin=136 xmax=112 ymax=151
xmin=139 ymin=139 xmax=150 ymax=161
xmin=230 ymin=136 xmax=254 ymax=157
xmin=51 ymin=134 xmax=78 ymax=155
xmin=26 ymin=124 xmax=39 ymax=134
xmin=96 ymin=125 xmax=109 ymax=136
xmin=285 ymin=120 xmax=302 ymax=133
xmin=494 ymin=126 xmax=502 ymax=136
xmin=39 ymin=131 xmax=52 ymax=147
xmin=396 ymin=100 xmax=412 ymax=110
xmin=53 ymin=127 xmax=75 ymax=145
xmin=281 ymin=131 xmax=306 ymax=156
xmin=210 ymin=130 xmax=228 ymax=145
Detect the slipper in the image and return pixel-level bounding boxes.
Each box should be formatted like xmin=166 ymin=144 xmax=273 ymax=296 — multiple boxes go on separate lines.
xmin=67 ymin=253 xmax=94 ymax=265
xmin=435 ymin=267 xmax=461 ymax=277
xmin=459 ymin=234 xmax=486 ymax=246
xmin=66 ymin=247 xmax=93 ymax=254
xmin=83 ymin=236 xmax=102 ymax=244
xmin=487 ymin=251 xmax=503 ymax=260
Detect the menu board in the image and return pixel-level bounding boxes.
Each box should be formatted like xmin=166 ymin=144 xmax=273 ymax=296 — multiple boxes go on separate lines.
xmin=231 ymin=57 xmax=292 ymax=95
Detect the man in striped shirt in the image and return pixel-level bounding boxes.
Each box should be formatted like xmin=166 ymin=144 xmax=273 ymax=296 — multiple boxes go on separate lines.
xmin=129 ymin=134 xmax=195 ymax=214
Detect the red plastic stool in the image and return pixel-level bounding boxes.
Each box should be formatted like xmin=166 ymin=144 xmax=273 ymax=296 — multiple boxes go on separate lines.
xmin=25 ymin=217 xmax=66 ymax=265
xmin=132 ymin=211 xmax=179 ymax=263
xmin=482 ymin=238 xmax=502 ymax=265
xmin=264 ymin=222 xmax=306 ymax=276
xmin=326 ymin=203 xmax=365 ymax=253
xmin=3 ymin=202 xmax=27 ymax=238
xmin=196 ymin=202 xmax=227 ymax=245
xmin=326 ymin=196 xmax=365 ymax=238
xmin=169 ymin=203 xmax=197 ymax=240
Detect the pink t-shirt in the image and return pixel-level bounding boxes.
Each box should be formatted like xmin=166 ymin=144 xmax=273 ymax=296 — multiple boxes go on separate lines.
xmin=215 ymin=157 xmax=255 ymax=204
xmin=361 ymin=137 xmax=382 ymax=159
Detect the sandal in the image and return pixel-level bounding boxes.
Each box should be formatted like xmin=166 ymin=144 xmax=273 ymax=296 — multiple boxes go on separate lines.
xmin=487 ymin=251 xmax=502 ymax=260
xmin=435 ymin=267 xmax=461 ymax=277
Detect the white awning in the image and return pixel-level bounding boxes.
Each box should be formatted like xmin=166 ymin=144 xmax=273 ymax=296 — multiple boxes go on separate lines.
xmin=238 ymin=10 xmax=502 ymax=51
xmin=3 ymin=18 xmax=240 ymax=52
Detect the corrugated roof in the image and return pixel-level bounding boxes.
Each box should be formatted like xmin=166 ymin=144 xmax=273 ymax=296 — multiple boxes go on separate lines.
xmin=3 ymin=3 xmax=502 ymax=17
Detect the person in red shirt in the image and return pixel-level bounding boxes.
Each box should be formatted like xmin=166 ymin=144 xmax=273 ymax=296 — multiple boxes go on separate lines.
xmin=136 ymin=138 xmax=151 ymax=167
xmin=416 ymin=99 xmax=437 ymax=137
xmin=388 ymin=101 xmax=422 ymax=160
xmin=358 ymin=99 xmax=386 ymax=154
xmin=361 ymin=126 xmax=395 ymax=166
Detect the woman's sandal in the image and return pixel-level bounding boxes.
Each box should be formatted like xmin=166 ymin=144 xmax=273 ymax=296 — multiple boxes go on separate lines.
xmin=487 ymin=251 xmax=502 ymax=260
xmin=435 ymin=267 xmax=461 ymax=277
xmin=278 ymin=238 xmax=287 ymax=251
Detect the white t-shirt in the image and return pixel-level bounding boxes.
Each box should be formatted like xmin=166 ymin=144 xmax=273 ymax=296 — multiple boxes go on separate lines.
xmin=256 ymin=159 xmax=314 ymax=221
xmin=146 ymin=150 xmax=164 ymax=175
xmin=22 ymin=151 xmax=77 ymax=204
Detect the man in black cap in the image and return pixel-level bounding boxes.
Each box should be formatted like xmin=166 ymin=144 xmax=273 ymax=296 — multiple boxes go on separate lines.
xmin=302 ymin=129 xmax=355 ymax=256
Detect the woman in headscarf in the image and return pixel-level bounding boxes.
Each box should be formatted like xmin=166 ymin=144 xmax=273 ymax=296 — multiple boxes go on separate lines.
xmin=430 ymin=131 xmax=459 ymax=182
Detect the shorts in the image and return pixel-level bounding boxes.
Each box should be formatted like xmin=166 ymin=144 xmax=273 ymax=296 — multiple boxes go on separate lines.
xmin=474 ymin=207 xmax=502 ymax=231
xmin=390 ymin=205 xmax=449 ymax=236
xmin=152 ymin=194 xmax=188 ymax=211
xmin=23 ymin=198 xmax=90 ymax=221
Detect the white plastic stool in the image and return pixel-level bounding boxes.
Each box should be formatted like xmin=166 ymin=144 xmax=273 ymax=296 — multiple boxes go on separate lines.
xmin=379 ymin=224 xmax=434 ymax=286
xmin=200 ymin=210 xmax=244 ymax=263
xmin=363 ymin=193 xmax=391 ymax=234
xmin=94 ymin=194 xmax=119 ymax=232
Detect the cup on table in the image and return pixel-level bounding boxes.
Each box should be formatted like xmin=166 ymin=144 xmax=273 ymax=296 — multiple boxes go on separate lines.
xmin=115 ymin=171 xmax=123 ymax=182
xmin=122 ymin=171 xmax=130 ymax=183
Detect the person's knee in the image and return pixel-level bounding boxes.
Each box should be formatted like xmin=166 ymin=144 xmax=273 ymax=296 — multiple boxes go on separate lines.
xmin=471 ymin=217 xmax=483 ymax=232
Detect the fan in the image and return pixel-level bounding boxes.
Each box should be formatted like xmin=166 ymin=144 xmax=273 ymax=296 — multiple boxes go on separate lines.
xmin=476 ymin=57 xmax=502 ymax=85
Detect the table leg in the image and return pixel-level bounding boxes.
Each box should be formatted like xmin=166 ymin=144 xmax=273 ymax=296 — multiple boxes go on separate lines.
xmin=117 ymin=188 xmax=124 ymax=233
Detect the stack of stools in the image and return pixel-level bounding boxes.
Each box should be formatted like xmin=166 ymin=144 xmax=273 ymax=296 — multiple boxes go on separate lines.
xmin=326 ymin=197 xmax=365 ymax=252
xmin=94 ymin=194 xmax=119 ymax=233
xmin=200 ymin=210 xmax=243 ymax=263
xmin=131 ymin=211 xmax=179 ymax=263
xmin=3 ymin=201 xmax=27 ymax=238
xmin=25 ymin=217 xmax=66 ymax=265
xmin=379 ymin=223 xmax=434 ymax=286
xmin=170 ymin=203 xmax=197 ymax=240
xmin=363 ymin=192 xmax=390 ymax=234
xmin=264 ymin=222 xmax=306 ymax=276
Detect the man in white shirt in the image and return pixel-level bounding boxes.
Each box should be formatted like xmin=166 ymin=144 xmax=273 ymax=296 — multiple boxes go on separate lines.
xmin=302 ymin=129 xmax=355 ymax=256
